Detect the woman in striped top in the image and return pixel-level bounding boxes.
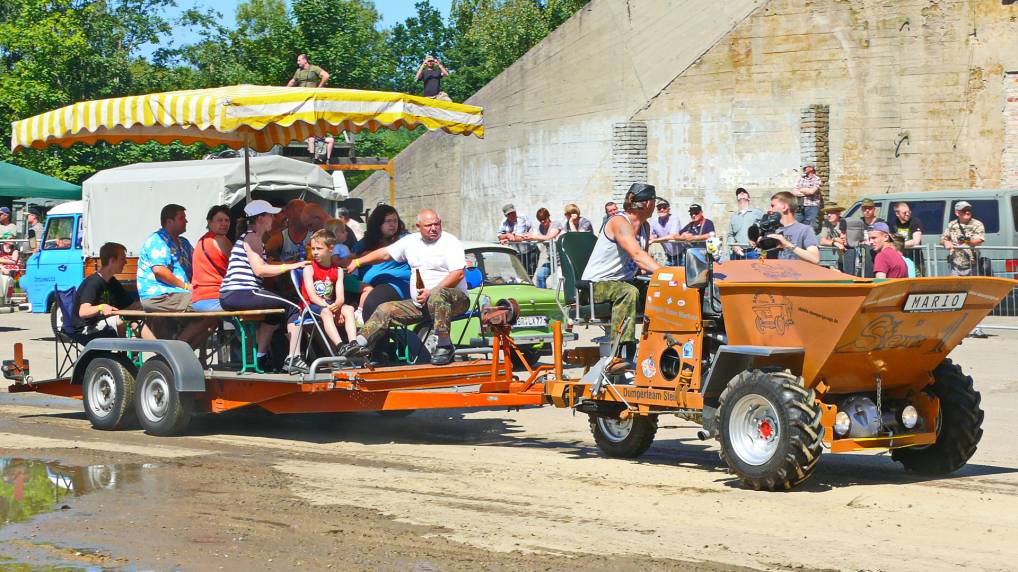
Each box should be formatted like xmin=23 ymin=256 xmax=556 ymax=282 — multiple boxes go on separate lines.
xmin=220 ymin=200 xmax=310 ymax=373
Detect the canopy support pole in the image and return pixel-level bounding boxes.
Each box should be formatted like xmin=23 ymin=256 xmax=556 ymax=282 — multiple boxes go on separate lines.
xmin=244 ymin=136 xmax=252 ymax=202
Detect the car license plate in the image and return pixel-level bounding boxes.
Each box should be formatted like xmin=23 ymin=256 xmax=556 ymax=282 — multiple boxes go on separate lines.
xmin=513 ymin=316 xmax=548 ymax=328
xmin=903 ymin=292 xmax=967 ymax=313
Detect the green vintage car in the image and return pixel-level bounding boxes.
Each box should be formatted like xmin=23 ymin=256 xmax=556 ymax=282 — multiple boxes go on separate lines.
xmin=447 ymin=242 xmax=565 ymax=361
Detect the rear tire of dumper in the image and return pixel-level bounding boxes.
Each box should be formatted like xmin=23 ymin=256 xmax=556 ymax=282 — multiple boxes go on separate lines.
xmin=135 ymin=358 xmax=193 ymax=437
xmin=82 ymin=357 xmax=137 ymax=431
xmin=718 ymin=370 xmax=823 ymax=491
xmin=589 ymin=414 xmax=658 ymax=458
xmin=892 ymin=359 xmax=983 ymax=475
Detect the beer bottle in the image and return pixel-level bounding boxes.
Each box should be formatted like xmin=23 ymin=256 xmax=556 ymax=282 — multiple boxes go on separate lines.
xmin=415 ymin=269 xmax=425 ymax=291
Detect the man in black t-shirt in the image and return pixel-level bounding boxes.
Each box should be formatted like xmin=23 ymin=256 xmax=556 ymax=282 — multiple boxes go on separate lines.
xmin=415 ymin=55 xmax=450 ymax=101
xmin=72 ymin=242 xmax=151 ymax=338
xmin=890 ymin=202 xmax=924 ymax=273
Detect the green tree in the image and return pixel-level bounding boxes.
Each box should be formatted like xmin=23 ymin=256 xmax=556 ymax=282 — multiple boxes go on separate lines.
xmin=0 ymin=0 xmax=201 ymax=182
xmin=386 ymin=1 xmax=453 ymax=95
xmin=442 ymin=0 xmax=586 ymax=102
xmin=291 ymin=0 xmax=391 ymax=90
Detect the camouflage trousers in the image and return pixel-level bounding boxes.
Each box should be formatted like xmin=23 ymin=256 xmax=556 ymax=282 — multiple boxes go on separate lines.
xmin=593 ymin=281 xmax=638 ymax=342
xmin=360 ymin=287 xmax=470 ymax=347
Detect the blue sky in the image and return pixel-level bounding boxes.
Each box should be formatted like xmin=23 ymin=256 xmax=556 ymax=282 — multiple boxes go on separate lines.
xmin=147 ymin=0 xmax=452 ymax=55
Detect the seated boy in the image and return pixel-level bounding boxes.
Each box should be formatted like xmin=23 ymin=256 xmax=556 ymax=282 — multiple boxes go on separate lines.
xmin=72 ymin=242 xmax=154 ymax=339
xmin=302 ymin=230 xmax=357 ymax=350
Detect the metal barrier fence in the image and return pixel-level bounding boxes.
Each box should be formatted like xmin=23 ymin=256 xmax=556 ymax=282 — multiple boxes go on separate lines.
xmin=500 ymin=236 xmax=1017 ymax=318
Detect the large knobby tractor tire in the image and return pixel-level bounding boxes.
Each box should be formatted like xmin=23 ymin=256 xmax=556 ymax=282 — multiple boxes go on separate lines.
xmin=892 ymin=359 xmax=983 ymax=475
xmin=134 ymin=358 xmax=194 ymax=436
xmin=82 ymin=357 xmax=137 ymax=431
xmin=718 ymin=369 xmax=824 ymax=491
xmin=589 ymin=414 xmax=658 ymax=458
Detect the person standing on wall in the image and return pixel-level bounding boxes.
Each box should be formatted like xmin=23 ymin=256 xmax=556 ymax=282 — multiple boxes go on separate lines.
xmin=792 ymin=165 xmax=823 ymax=228
xmin=287 ymin=53 xmax=333 ymax=163
xmin=416 ymin=55 xmax=450 ymax=102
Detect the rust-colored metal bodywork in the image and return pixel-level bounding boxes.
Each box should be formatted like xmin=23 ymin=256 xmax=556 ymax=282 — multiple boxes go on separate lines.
xmin=544 ymin=259 xmax=1017 ymax=455
xmin=7 ymin=323 xmax=558 ymax=418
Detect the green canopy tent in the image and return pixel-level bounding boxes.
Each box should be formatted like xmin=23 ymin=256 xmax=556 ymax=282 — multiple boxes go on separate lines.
xmin=0 ymin=161 xmax=81 ymax=200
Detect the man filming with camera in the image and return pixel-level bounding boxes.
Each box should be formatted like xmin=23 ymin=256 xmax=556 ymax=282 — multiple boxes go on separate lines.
xmin=764 ymin=192 xmax=821 ymax=264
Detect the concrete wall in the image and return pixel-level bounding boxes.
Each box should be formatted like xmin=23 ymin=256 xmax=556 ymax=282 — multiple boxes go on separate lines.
xmin=1005 ymin=72 xmax=1018 ymax=188
xmin=357 ymin=0 xmax=1018 ymax=241
xmin=639 ymin=0 xmax=1018 ymax=235
xmin=356 ymin=0 xmax=765 ymax=238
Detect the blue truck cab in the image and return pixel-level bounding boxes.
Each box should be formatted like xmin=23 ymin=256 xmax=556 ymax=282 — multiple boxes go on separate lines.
xmin=22 ymin=201 xmax=84 ymax=313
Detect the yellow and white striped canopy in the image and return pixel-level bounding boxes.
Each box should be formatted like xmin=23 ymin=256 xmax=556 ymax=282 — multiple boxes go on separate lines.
xmin=10 ymin=84 xmax=483 ymax=152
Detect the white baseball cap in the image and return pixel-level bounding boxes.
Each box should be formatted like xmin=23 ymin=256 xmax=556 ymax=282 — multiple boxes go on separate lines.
xmin=244 ymin=199 xmax=281 ymax=217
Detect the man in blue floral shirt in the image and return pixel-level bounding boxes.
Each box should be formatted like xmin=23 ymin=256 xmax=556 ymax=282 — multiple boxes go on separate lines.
xmin=138 ymin=204 xmax=207 ymax=344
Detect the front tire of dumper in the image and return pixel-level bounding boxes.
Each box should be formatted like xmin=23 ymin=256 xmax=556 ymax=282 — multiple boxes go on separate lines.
xmin=892 ymin=359 xmax=983 ymax=475
xmin=718 ymin=369 xmax=823 ymax=491
xmin=134 ymin=358 xmax=193 ymax=437
xmin=82 ymin=357 xmax=137 ymax=431
xmin=589 ymin=413 xmax=658 ymax=458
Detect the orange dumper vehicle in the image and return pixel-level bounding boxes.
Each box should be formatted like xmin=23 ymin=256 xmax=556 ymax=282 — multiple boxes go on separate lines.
xmin=545 ymin=253 xmax=1017 ymax=490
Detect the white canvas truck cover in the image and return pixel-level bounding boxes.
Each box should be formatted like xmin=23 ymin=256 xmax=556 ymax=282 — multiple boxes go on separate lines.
xmin=82 ymin=156 xmax=346 ymax=257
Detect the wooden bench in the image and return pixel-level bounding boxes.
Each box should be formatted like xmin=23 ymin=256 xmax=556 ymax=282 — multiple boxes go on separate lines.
xmin=117 ymin=309 xmax=285 ymax=374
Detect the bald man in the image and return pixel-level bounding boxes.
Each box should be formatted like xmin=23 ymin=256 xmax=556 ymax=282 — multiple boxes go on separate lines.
xmin=340 ymin=209 xmax=468 ymax=365
xmin=265 ymin=199 xmax=309 ymax=262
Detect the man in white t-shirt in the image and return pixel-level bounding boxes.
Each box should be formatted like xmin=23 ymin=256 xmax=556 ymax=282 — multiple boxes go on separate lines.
xmin=340 ymin=208 xmax=469 ymax=365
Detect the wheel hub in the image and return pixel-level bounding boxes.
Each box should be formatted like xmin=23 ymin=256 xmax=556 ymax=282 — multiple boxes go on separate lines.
xmin=729 ymin=394 xmax=781 ymax=466
xmin=141 ymin=374 xmax=170 ymax=421
xmin=597 ymin=416 xmax=633 ymax=443
xmin=88 ymin=369 xmax=116 ymax=416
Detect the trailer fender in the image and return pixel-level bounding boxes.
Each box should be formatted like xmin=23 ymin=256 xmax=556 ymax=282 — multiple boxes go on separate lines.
xmin=72 ymin=339 xmax=205 ymax=393
xmin=700 ymin=346 xmax=805 ymax=405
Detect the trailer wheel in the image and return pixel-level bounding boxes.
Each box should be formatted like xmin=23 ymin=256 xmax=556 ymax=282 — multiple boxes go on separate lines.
xmin=135 ymin=358 xmax=193 ymax=436
xmin=589 ymin=414 xmax=658 ymax=458
xmin=718 ymin=369 xmax=823 ymax=491
xmin=892 ymin=359 xmax=983 ymax=475
xmin=82 ymin=357 xmax=137 ymax=431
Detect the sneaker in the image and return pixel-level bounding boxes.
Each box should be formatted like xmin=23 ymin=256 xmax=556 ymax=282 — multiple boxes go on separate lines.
xmin=430 ymin=345 xmax=454 ymax=366
xmin=283 ymin=355 xmax=309 ymax=374
xmin=354 ymin=307 xmax=364 ymax=327
xmin=338 ymin=342 xmax=370 ymax=360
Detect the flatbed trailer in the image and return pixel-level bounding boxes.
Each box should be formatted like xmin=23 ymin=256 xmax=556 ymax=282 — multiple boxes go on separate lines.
xmin=4 ymin=305 xmax=560 ymax=436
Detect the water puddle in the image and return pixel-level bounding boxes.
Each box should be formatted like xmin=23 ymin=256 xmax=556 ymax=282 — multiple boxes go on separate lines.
xmin=1 ymin=458 xmax=154 ymax=526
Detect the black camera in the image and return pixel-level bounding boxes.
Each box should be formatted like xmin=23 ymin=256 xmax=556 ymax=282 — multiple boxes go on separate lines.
xmin=748 ymin=211 xmax=782 ymax=251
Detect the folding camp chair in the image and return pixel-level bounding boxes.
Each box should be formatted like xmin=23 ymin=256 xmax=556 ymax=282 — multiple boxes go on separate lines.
xmin=51 ymin=286 xmax=117 ymax=378
xmin=288 ymin=268 xmax=337 ymax=362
